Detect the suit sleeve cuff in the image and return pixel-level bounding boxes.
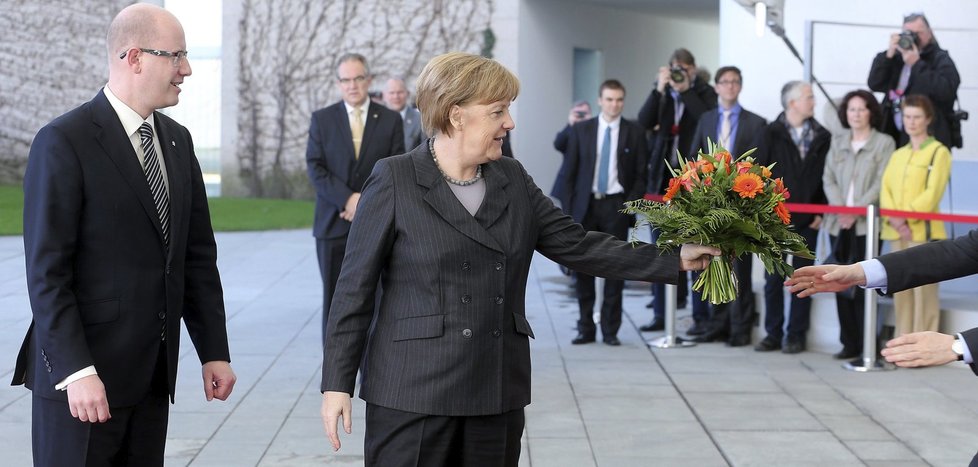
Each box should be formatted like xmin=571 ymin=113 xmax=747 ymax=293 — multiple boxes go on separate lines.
xmin=56 ymin=366 xmax=97 ymax=391
xmin=859 ymin=259 xmax=888 ymax=293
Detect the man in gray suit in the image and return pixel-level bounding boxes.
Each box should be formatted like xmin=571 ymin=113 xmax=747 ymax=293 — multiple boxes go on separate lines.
xmin=383 ymin=77 xmax=424 ymax=151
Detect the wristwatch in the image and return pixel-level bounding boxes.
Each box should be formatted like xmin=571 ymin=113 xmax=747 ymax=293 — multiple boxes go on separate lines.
xmin=952 ymin=336 xmax=965 ymax=361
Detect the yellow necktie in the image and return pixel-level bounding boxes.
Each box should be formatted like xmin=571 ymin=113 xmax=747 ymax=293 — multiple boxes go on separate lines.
xmin=351 ymin=107 xmax=364 ymax=159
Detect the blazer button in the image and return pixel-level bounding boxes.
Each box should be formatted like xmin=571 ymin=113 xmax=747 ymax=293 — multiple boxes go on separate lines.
xmin=461 ymin=295 xmax=472 ymax=304
xmin=462 ymin=329 xmax=473 ymax=338
xmin=494 ymin=296 xmax=504 ymax=305
xmin=461 ymin=262 xmax=471 ymax=271
xmin=492 ymin=329 xmax=502 ymax=337
xmin=165 ymin=266 xmax=171 ymax=275
xmin=158 ymin=311 xmax=166 ymax=320
xmin=494 ymin=262 xmax=503 ymax=271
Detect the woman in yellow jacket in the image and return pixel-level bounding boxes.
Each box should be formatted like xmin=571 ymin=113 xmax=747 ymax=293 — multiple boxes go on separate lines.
xmin=880 ymin=94 xmax=952 ymax=336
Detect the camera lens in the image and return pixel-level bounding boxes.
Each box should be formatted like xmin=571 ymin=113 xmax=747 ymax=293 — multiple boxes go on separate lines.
xmin=670 ymin=66 xmax=685 ymax=83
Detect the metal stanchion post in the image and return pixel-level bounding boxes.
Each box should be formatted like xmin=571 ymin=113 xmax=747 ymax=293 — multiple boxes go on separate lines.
xmin=648 ymin=283 xmax=696 ymax=348
xmin=845 ymin=204 xmax=894 ymax=372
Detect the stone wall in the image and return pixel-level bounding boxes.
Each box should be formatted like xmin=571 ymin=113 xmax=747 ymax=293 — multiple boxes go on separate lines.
xmin=0 ymin=1 xmax=132 ymax=183
xmin=226 ymin=0 xmax=495 ymax=198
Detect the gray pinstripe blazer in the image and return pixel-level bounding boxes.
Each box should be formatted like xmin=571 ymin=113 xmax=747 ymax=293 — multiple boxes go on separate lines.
xmin=321 ymin=143 xmax=681 ymax=416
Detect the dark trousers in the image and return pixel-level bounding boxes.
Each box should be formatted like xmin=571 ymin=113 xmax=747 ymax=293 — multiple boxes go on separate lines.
xmin=577 ymin=195 xmax=630 ymax=339
xmin=32 ymin=347 xmax=169 ymax=467
xmin=365 ymin=404 xmax=524 ymax=467
xmin=649 ymin=228 xmax=704 ymax=322
xmin=317 ymin=236 xmax=347 ymax=345
xmin=763 ymin=226 xmax=818 ymax=343
xmin=832 ymin=231 xmax=867 ymax=353
xmin=706 ymin=256 xmax=755 ymax=338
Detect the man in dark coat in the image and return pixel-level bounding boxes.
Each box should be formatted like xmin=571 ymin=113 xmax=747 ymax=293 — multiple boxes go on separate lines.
xmin=753 ymin=81 xmax=831 ymax=355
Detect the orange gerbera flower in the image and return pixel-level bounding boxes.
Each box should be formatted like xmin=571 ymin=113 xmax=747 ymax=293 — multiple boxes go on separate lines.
xmin=663 ymin=177 xmax=682 ymax=202
xmin=732 ymin=173 xmax=764 ymax=198
xmin=774 ymin=201 xmax=791 ymax=224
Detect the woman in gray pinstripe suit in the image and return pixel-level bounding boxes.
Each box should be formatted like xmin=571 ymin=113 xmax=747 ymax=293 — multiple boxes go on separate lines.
xmin=320 ymin=52 xmax=719 ymax=467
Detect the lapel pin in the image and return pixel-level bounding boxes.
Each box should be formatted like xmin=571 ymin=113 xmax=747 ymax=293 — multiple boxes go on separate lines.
xmin=171 ymin=141 xmax=176 ymax=147
xmin=373 ymin=114 xmax=378 ymax=119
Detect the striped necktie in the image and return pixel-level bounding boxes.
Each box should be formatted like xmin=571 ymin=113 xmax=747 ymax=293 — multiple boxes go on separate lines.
xmin=138 ymin=122 xmax=170 ymax=249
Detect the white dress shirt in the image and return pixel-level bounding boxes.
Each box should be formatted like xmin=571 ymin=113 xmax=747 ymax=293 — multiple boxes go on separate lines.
xmin=592 ymin=114 xmax=624 ymax=195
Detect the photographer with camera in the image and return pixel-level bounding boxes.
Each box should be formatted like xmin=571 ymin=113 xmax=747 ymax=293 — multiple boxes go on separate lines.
xmin=552 ymin=100 xmax=593 ymax=212
xmin=637 ymin=48 xmax=717 ymax=332
xmin=868 ymin=12 xmax=962 ymax=149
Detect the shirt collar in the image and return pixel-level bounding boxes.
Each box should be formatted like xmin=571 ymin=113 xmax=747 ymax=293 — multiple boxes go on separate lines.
xmin=103 ymin=84 xmax=156 ymax=137
xmin=719 ymin=102 xmax=742 ymax=115
xmin=344 ymin=100 xmax=369 ymax=116
xmin=599 ymin=114 xmax=621 ymax=129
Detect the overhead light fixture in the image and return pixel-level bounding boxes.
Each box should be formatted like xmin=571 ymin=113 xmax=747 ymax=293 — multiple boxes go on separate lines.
xmin=755 ymin=2 xmax=767 ymax=37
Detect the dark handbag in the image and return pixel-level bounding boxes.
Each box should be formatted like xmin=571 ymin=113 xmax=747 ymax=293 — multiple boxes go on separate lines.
xmin=825 ymin=228 xmax=860 ymax=300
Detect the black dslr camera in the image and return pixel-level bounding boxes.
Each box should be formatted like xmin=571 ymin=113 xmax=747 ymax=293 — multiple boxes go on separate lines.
xmin=897 ymin=31 xmax=919 ymax=50
xmin=670 ymin=66 xmax=686 ymax=83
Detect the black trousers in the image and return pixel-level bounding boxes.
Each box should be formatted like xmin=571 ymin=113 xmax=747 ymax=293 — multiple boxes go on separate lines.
xmin=365 ymin=404 xmax=525 ymax=467
xmin=831 ymin=231 xmax=868 ymax=353
xmin=706 ymin=255 xmax=755 ymax=338
xmin=316 ymin=236 xmax=347 ymax=345
xmin=32 ymin=346 xmax=169 ymax=467
xmin=576 ymin=194 xmax=630 ymax=339
xmin=763 ymin=226 xmax=818 ymax=343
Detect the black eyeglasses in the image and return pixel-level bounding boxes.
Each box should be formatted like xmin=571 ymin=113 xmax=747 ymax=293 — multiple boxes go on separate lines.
xmin=119 ymin=48 xmax=189 ymax=67
xmin=337 ymin=75 xmax=367 ymax=85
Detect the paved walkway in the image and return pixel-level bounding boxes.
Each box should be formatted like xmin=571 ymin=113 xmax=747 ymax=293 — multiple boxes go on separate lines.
xmin=2 ymin=230 xmax=977 ymax=466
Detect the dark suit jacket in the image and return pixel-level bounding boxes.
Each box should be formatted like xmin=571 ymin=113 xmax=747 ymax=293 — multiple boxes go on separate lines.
xmin=876 ymin=229 xmax=978 ymax=374
xmin=549 ymin=124 xmax=573 ymax=209
xmin=306 ymin=101 xmax=405 ymax=240
xmin=13 ymin=90 xmax=230 ymax=407
xmin=689 ymin=106 xmax=767 ymax=161
xmin=562 ymin=117 xmax=649 ymax=223
xmin=402 ymin=106 xmax=424 ymax=152
xmin=638 ymin=80 xmax=718 ymax=193
xmin=321 ymin=145 xmax=680 ymax=416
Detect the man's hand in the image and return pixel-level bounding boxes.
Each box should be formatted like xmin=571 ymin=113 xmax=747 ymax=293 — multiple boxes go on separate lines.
xmin=901 ymin=43 xmax=921 ymax=66
xmin=202 ymin=361 xmax=236 ymax=401
xmin=785 ymin=264 xmax=867 ymax=298
xmin=321 ymin=391 xmax=353 ymax=451
xmin=340 ymin=193 xmax=361 ymax=222
xmin=886 ymin=33 xmax=901 ymax=58
xmin=679 ymin=244 xmax=721 ymax=272
xmin=881 ymin=331 xmax=957 ymax=368
xmin=66 ymin=375 xmax=111 ymax=423
xmin=656 ymin=66 xmax=671 ymax=93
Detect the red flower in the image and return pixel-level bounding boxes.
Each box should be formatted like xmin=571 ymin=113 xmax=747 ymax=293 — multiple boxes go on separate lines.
xmin=774 ymin=201 xmax=791 ymax=224
xmin=697 ymin=159 xmax=715 ymax=174
xmin=663 ymin=177 xmax=682 ymax=202
xmin=732 ymin=173 xmax=764 ymax=198
xmin=736 ymin=161 xmax=753 ymax=174
xmin=679 ymin=167 xmax=699 ymax=191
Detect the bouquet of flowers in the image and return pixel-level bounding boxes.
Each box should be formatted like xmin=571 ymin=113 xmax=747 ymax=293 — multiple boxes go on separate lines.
xmin=624 ymin=141 xmax=813 ymax=304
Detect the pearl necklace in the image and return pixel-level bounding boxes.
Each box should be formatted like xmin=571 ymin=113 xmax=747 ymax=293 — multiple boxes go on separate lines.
xmin=429 ymin=137 xmax=483 ymax=186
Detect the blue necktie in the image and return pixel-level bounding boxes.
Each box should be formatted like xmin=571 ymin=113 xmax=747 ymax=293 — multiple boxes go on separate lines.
xmin=598 ymin=126 xmax=611 ymax=194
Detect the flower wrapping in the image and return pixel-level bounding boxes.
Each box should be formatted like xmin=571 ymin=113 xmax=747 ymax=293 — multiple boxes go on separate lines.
xmin=624 ymin=141 xmax=814 ymax=304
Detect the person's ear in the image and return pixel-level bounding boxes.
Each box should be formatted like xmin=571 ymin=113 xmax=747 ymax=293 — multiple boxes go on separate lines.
xmin=450 ymin=105 xmax=463 ymax=131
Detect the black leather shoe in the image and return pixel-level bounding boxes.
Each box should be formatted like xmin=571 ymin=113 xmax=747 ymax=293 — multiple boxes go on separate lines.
xmin=782 ymin=340 xmax=805 ymax=354
xmin=754 ymin=337 xmax=781 ymax=352
xmin=603 ymin=336 xmax=621 ymax=346
xmin=645 ymin=299 xmax=655 ymax=309
xmin=571 ymin=334 xmax=596 ymax=345
xmin=639 ymin=319 xmax=665 ymax=332
xmin=726 ymin=334 xmax=751 ymax=347
xmin=686 ymin=322 xmax=708 ymax=336
xmin=691 ymin=329 xmax=727 ymax=343
xmin=833 ymin=348 xmax=861 ymax=359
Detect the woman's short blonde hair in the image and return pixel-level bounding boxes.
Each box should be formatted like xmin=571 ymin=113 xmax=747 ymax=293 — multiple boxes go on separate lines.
xmin=416 ymin=52 xmax=520 ymax=137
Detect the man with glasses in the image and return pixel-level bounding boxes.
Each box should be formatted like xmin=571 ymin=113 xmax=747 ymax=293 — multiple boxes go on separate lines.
xmin=868 ymin=12 xmax=961 ymax=148
xmin=306 ymin=53 xmax=405 ymax=344
xmin=687 ymin=66 xmax=768 ymax=345
xmin=15 ymin=4 xmax=235 ymax=465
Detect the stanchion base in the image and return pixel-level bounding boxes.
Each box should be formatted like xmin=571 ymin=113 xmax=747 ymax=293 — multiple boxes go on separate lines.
xmin=647 ymin=336 xmax=697 ymax=349
xmin=843 ymin=358 xmax=895 ymax=372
